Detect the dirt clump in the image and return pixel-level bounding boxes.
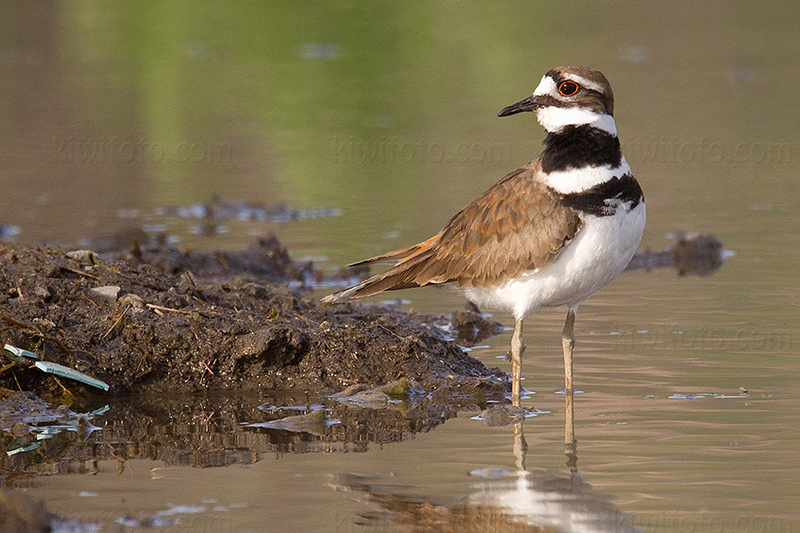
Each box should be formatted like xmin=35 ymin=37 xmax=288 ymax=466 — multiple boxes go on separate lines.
xmin=107 ymin=234 xmax=314 ymax=285
xmin=0 ymin=243 xmax=506 ymax=399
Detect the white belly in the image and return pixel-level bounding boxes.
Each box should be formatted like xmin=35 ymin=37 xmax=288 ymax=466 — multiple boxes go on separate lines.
xmin=463 ymin=202 xmax=646 ymax=320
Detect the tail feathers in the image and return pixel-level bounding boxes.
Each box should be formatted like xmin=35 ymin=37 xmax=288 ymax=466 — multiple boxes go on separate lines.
xmin=322 ymin=245 xmax=441 ymax=303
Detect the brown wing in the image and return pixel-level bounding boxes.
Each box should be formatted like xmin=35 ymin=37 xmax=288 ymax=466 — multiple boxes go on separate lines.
xmin=418 ymin=163 xmax=582 ymax=287
xmin=322 ymin=162 xmax=582 ymax=302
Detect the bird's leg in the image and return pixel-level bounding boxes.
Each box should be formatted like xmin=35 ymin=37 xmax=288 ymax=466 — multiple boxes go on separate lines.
xmin=513 ymin=421 xmax=528 ymax=471
xmin=562 ymin=308 xmax=576 ymax=449
xmin=561 ymin=308 xmax=576 ymax=393
xmin=510 ymin=318 xmax=526 ymax=407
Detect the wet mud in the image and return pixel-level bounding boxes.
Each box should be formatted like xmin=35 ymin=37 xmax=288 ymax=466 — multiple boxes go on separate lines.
xmin=0 ymin=240 xmax=506 ymax=401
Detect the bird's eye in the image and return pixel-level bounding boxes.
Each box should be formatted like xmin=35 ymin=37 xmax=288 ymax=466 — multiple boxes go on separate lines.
xmin=558 ymin=81 xmax=579 ymax=96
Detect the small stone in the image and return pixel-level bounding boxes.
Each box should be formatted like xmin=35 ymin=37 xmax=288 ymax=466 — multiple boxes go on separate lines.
xmin=90 ymin=285 xmax=121 ymax=302
xmin=32 ymin=317 xmax=56 ymax=330
xmin=376 ymin=377 xmax=424 ymax=398
xmin=66 ymin=250 xmax=98 ymax=265
xmin=33 ymin=285 xmax=51 ymax=301
xmin=118 ymin=293 xmax=145 ymax=309
xmin=42 ymin=264 xmax=60 ymax=277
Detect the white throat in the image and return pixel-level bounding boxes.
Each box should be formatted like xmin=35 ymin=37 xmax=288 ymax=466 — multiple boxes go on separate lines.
xmin=536 ymin=107 xmax=617 ymax=135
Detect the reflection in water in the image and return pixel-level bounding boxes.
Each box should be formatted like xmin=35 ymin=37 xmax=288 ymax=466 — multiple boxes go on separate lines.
xmin=0 ymin=393 xmax=468 ymax=479
xmin=245 ymin=407 xmax=341 ymax=436
xmin=625 ymin=232 xmax=731 ymax=277
xmin=476 ymin=401 xmax=640 ymax=533
xmin=1 ymin=391 xmax=640 ymax=530
xmin=2 ymin=378 xmax=639 ymax=530
xmin=332 ymin=403 xmax=640 ymax=532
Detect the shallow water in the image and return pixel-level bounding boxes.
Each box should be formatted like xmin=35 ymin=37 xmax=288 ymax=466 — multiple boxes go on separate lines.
xmin=2 ymin=1 xmax=800 ymax=531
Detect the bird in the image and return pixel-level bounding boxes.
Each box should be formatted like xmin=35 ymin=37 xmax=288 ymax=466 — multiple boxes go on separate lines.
xmin=323 ymin=66 xmax=645 ymax=415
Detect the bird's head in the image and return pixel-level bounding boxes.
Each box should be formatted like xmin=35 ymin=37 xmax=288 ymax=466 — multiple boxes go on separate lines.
xmin=498 ymin=66 xmax=616 ymax=135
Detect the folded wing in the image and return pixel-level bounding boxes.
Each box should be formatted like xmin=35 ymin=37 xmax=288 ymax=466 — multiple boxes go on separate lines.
xmin=322 ymin=164 xmax=582 ymax=302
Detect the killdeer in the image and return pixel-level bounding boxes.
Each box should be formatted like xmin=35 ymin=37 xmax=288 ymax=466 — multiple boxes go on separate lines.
xmin=324 ymin=66 xmax=645 ymax=415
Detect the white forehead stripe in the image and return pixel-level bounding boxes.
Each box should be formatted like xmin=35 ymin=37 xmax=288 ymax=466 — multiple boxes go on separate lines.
xmin=563 ymin=74 xmax=605 ymax=93
xmin=533 ymin=75 xmax=557 ymax=96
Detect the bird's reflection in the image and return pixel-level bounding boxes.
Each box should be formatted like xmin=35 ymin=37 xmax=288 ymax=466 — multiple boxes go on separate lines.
xmin=330 ymin=398 xmax=640 ymax=532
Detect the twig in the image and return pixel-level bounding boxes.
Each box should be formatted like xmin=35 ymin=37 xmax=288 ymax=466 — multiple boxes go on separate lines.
xmin=1 ymin=316 xmax=73 ymax=357
xmin=145 ymin=303 xmax=193 ymax=316
xmin=1 ymin=316 xmax=32 ymax=329
xmin=101 ymin=305 xmax=130 ymax=341
xmin=82 ymin=292 xmax=100 ymax=307
xmin=376 ymin=322 xmax=404 ymax=340
xmin=59 ymin=266 xmax=99 ymax=280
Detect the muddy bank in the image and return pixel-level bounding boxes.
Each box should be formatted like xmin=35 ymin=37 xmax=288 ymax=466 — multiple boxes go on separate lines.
xmin=0 ymin=241 xmax=506 ymax=400
xmin=103 ymin=233 xmax=320 ymax=286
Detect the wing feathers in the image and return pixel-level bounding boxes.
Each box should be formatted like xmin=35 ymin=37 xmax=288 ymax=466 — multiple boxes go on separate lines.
xmin=323 ymin=163 xmax=582 ymax=302
xmin=347 ymin=235 xmax=439 ymax=268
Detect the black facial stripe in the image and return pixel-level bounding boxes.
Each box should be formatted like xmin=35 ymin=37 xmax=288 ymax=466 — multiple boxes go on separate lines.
xmin=577 ymin=87 xmax=603 ymax=98
xmin=541 ymin=124 xmax=622 ymax=173
xmin=558 ymin=174 xmax=643 ymax=217
xmin=536 ymin=90 xmax=602 ymax=108
xmin=537 ymin=94 xmax=560 ymax=107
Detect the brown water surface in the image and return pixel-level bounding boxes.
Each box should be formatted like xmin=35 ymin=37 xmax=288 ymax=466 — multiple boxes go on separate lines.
xmin=2 ymin=1 xmax=799 ymax=531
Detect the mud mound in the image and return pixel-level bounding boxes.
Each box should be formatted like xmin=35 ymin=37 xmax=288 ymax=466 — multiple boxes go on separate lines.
xmin=0 ymin=244 xmax=506 ymax=399
xmin=106 ymin=234 xmax=314 ymax=284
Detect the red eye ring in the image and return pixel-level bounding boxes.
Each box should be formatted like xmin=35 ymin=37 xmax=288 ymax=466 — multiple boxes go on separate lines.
xmin=558 ymin=81 xmax=580 ymax=96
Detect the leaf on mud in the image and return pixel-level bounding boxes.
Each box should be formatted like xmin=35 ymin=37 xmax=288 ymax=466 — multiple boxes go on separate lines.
xmin=33 ymin=361 xmax=110 ymax=391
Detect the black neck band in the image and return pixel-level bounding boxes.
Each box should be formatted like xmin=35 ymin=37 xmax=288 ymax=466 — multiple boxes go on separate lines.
xmin=541 ymin=124 xmax=622 ymax=173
